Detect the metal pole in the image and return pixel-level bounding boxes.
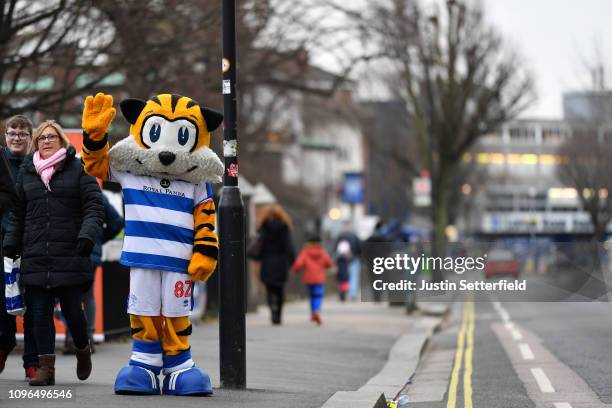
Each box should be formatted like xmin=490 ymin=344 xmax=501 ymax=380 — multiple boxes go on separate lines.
xmin=219 ymin=0 xmax=246 ymax=389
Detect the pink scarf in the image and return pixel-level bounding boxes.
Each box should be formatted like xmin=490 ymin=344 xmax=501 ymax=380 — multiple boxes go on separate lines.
xmin=33 ymin=148 xmax=67 ymax=191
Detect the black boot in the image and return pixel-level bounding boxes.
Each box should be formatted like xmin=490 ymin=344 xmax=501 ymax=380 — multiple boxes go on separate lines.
xmin=75 ymin=345 xmax=92 ymax=380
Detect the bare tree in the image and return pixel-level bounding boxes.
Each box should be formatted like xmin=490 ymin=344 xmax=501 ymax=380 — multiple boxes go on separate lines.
xmin=447 ymin=154 xmax=487 ymax=227
xmin=0 ymin=0 xmax=121 ymax=118
xmin=369 ymin=0 xmax=533 ymax=274
xmin=0 ymin=0 xmax=370 ymax=219
xmin=96 ymin=1 xmax=369 ymax=181
xmin=94 ymin=0 xmax=220 ymax=99
xmin=557 ymin=130 xmax=612 ymax=289
xmin=558 ymin=134 xmax=612 ymax=244
xmin=559 ymin=44 xmax=612 ymax=247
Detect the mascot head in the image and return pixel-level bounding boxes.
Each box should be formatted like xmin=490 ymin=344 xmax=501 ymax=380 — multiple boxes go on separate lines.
xmin=108 ymin=93 xmax=224 ymax=183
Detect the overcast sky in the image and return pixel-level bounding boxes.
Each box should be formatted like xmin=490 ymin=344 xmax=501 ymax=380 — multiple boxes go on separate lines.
xmin=483 ymin=0 xmax=612 ymax=118
xmin=313 ymin=1 xmax=612 ymax=118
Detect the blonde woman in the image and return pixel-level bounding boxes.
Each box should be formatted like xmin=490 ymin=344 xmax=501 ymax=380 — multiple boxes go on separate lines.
xmin=3 ymin=120 xmax=103 ymax=386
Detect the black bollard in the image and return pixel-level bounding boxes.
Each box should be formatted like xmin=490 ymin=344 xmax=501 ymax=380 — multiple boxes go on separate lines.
xmin=219 ymin=187 xmax=246 ymax=388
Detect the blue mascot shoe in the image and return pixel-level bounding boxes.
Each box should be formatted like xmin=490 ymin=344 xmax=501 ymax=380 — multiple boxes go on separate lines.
xmin=162 ymin=367 xmax=213 ymax=396
xmin=114 ymin=366 xmax=161 ymax=395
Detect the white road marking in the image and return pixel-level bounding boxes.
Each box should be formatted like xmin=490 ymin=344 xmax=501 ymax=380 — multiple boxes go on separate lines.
xmin=492 ymin=301 xmax=511 ymax=322
xmin=510 ymin=328 xmax=523 ymax=341
xmin=518 ymin=343 xmax=534 ymax=360
xmin=493 ymin=323 xmax=603 ymax=406
xmin=493 ymin=303 xmax=522 ymax=340
xmin=531 ymin=368 xmax=555 ymax=393
xmin=493 ymin=304 xmax=562 ymax=400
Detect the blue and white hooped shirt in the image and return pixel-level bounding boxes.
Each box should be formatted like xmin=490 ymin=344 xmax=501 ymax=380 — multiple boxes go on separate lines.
xmin=111 ymin=170 xmax=213 ymax=273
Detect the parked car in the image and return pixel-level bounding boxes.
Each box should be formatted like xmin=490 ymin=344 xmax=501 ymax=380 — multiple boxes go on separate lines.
xmin=484 ymin=249 xmax=520 ymax=279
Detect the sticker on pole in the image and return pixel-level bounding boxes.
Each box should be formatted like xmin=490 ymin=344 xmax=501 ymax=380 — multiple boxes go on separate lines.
xmin=222 ymin=58 xmax=231 ymax=73
xmin=223 ymin=79 xmax=231 ymax=95
xmin=224 ymin=140 xmax=237 ymax=158
xmin=228 ymin=163 xmax=239 ymax=178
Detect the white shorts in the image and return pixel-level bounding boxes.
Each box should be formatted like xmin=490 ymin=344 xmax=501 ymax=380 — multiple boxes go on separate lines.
xmin=127 ymin=268 xmax=193 ymax=317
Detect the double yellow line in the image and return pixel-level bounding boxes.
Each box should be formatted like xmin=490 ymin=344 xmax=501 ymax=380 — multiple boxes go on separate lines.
xmin=446 ymin=300 xmax=475 ymax=408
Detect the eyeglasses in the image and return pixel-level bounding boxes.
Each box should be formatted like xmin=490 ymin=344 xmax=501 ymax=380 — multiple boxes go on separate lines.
xmin=36 ymin=134 xmax=59 ymax=143
xmin=5 ymin=131 xmax=30 ymax=140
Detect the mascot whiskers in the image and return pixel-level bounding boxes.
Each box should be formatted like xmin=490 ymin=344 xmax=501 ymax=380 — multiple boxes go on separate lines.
xmin=81 ymin=93 xmax=223 ymax=396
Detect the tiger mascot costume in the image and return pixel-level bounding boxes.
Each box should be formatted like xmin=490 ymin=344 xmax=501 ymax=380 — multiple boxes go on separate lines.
xmin=81 ymin=93 xmax=223 ymax=396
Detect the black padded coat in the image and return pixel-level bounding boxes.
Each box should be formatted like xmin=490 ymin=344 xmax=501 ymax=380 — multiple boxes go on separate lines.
xmin=0 ymin=148 xmax=16 ymax=219
xmin=259 ymin=219 xmax=295 ymax=286
xmin=0 ymin=148 xmax=17 ymax=254
xmin=3 ymin=146 xmax=103 ymax=288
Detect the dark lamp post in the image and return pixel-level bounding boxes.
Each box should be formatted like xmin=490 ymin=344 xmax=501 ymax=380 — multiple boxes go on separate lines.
xmin=219 ymin=0 xmax=246 ymax=389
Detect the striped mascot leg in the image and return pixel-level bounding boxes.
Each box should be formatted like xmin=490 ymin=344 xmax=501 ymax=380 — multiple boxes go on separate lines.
xmin=114 ymin=315 xmax=163 ymax=394
xmin=161 ymin=316 xmax=212 ymax=396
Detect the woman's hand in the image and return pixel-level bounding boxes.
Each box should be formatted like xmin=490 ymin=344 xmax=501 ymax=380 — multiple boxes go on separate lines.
xmin=82 ymin=93 xmax=116 ymax=141
xmin=3 ymin=246 xmax=19 ymax=260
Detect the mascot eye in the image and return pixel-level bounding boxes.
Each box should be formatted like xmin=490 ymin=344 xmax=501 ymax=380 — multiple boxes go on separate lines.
xmin=178 ymin=127 xmax=189 ymax=146
xmin=142 ymin=116 xmax=167 ymax=147
xmin=167 ymin=120 xmax=197 ymax=151
xmin=149 ymin=124 xmax=161 ymax=143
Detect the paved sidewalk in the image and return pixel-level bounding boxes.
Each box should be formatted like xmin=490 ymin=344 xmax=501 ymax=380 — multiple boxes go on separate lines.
xmin=0 ymin=299 xmax=445 ymax=408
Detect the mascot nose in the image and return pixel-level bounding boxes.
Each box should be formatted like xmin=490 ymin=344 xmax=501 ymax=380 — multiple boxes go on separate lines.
xmin=158 ymin=151 xmax=176 ymax=166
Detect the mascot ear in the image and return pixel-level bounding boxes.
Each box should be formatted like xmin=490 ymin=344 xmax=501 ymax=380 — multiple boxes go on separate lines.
xmin=120 ymin=99 xmax=147 ymax=125
xmin=200 ymin=107 xmax=223 ymax=132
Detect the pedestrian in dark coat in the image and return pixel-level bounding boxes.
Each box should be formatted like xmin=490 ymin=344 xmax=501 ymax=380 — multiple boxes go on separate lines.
xmin=0 ymin=149 xmax=16 ymax=219
xmin=0 ymin=115 xmax=39 ymax=380
xmin=334 ymin=224 xmax=362 ymax=301
xmin=257 ymin=204 xmax=294 ymax=325
xmin=3 ymin=120 xmax=103 ymax=386
xmin=363 ymin=221 xmax=387 ymax=303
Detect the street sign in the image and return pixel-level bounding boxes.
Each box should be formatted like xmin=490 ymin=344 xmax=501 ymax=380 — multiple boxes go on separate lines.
xmin=413 ymin=176 xmax=431 ymax=207
xmin=342 ymin=172 xmax=365 ymax=204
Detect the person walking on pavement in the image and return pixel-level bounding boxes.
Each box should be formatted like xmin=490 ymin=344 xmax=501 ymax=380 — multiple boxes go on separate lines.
xmin=291 ymin=235 xmax=332 ymax=325
xmin=334 ymin=222 xmax=362 ymax=301
xmin=63 ymin=193 xmax=123 ymax=354
xmin=0 ymin=146 xmax=16 ymax=211
xmin=3 ymin=120 xmax=103 ymax=386
xmin=0 ymin=115 xmax=40 ymax=380
xmin=257 ymin=204 xmax=295 ymax=325
xmin=335 ymin=239 xmax=351 ymax=302
xmin=364 ymin=221 xmax=387 ymax=303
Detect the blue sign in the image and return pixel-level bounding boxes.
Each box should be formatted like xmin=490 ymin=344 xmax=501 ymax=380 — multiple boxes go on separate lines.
xmin=342 ymin=172 xmax=364 ymax=204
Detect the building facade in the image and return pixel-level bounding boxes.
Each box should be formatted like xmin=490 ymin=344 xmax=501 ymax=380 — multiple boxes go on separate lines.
xmin=465 ymin=91 xmax=612 ymax=237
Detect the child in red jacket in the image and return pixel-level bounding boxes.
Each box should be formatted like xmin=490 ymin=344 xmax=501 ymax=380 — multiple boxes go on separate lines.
xmin=291 ymin=235 xmax=332 ymax=325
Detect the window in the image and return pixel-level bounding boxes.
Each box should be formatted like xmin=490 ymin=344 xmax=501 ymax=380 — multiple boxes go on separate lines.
xmin=542 ymin=127 xmax=566 ymax=144
xmin=509 ymin=126 xmax=535 ymax=143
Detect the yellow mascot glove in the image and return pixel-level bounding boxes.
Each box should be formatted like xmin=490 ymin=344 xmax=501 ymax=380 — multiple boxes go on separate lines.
xmin=82 ymin=92 xmax=116 ymax=141
xmin=188 ymin=253 xmax=217 ymax=282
